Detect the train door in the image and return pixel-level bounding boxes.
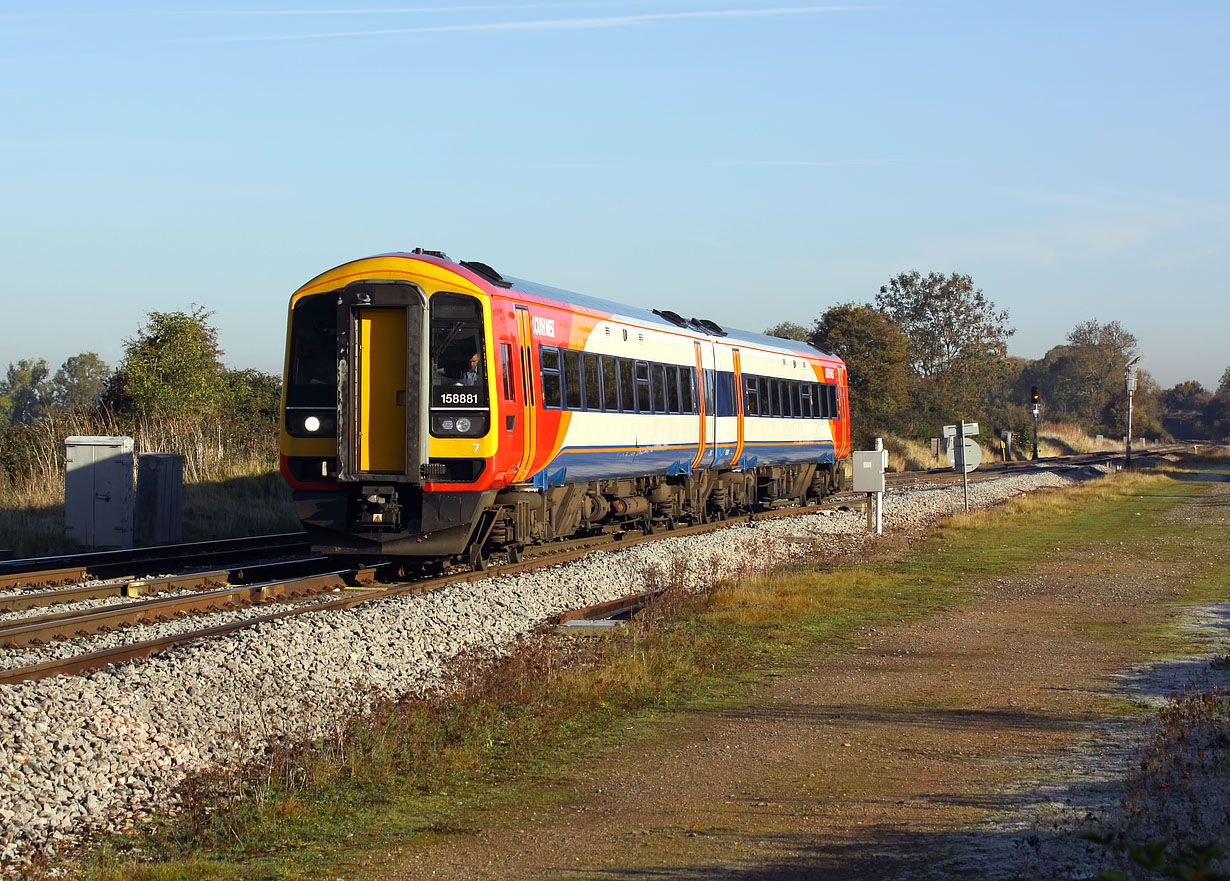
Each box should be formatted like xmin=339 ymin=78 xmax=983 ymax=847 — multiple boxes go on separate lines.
xmin=336 ymin=282 xmax=429 ymax=483
xmin=511 ymin=305 xmax=537 ymax=482
xmin=691 ymin=340 xmax=717 ymax=471
xmin=731 ymin=348 xmax=746 ymax=468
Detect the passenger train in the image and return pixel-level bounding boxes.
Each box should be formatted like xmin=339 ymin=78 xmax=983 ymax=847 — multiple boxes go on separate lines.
xmin=279 ymin=250 xmax=851 ymax=567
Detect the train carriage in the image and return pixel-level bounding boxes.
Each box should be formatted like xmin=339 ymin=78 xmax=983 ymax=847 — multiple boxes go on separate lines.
xmin=280 ymin=249 xmax=851 ymax=566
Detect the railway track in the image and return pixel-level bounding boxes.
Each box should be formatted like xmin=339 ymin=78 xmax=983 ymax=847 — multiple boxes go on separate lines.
xmin=0 ymin=443 xmax=1199 ymax=687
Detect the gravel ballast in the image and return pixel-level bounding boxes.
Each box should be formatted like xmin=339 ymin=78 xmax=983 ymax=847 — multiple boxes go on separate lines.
xmin=0 ymin=472 xmax=1074 ymax=863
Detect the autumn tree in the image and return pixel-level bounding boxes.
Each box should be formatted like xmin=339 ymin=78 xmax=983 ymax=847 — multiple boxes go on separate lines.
xmin=763 ymin=321 xmax=811 ymax=342
xmin=1219 ymin=365 xmax=1230 ymax=395
xmin=811 ymin=303 xmax=910 ymax=443
xmin=0 ymin=359 xmax=53 ymax=426
xmin=1025 ymin=319 xmax=1145 ymax=435
xmin=50 ymin=352 xmax=111 ymax=410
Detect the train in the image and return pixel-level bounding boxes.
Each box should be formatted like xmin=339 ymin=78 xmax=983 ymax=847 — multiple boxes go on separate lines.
xmin=279 ymin=249 xmax=851 ymax=568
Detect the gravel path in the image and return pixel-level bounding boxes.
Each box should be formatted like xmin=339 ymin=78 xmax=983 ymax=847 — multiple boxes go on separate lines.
xmin=0 ymin=472 xmax=1073 ymax=864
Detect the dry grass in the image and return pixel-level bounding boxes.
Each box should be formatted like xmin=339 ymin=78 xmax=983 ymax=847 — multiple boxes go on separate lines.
xmin=0 ymin=409 xmax=287 ymax=557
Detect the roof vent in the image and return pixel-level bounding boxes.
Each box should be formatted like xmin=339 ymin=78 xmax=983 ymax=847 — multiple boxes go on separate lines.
xmin=690 ymin=318 xmax=727 ymax=337
xmin=652 ymin=309 xmax=689 ymax=328
xmin=411 ymin=247 xmax=450 ymax=260
xmin=460 ymin=260 xmax=513 ymax=288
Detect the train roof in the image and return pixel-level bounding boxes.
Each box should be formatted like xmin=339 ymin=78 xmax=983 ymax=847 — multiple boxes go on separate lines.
xmin=385 ymin=250 xmax=839 ymax=362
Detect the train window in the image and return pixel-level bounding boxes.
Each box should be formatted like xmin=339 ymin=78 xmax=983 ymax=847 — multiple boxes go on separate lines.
xmin=500 ymin=344 xmax=515 ymax=401
xmin=799 ymin=382 xmax=812 ymax=418
xmin=583 ymin=353 xmax=601 ymax=410
xmin=651 ymin=364 xmax=667 ymax=413
xmin=540 ymin=346 xmax=562 ymax=409
xmin=667 ymin=367 xmax=680 ymax=414
xmin=828 ymin=383 xmax=839 ymax=419
xmin=635 ymin=362 xmax=651 ymax=413
xmin=681 ymin=369 xmax=694 ymax=413
xmin=602 ymin=357 xmax=619 ymax=411
xmin=618 ymin=358 xmax=634 ymax=411
xmin=286 ymin=294 xmax=337 ymax=408
xmin=563 ymin=350 xmax=582 ymax=409
xmin=792 ymin=381 xmax=802 ymax=418
xmin=745 ymin=376 xmax=760 ymax=416
xmin=781 ymin=381 xmax=791 ymax=418
xmin=430 ymin=293 xmax=488 ymax=408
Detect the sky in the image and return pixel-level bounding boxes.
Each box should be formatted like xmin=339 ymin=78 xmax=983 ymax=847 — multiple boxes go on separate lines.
xmin=1 ymin=0 xmax=1226 ymax=391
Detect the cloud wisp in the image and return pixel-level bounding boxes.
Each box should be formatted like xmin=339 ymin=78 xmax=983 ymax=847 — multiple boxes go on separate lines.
xmin=175 ymin=5 xmax=866 ymax=43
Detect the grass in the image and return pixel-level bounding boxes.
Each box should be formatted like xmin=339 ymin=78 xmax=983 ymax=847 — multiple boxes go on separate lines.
xmin=35 ymin=461 xmax=1229 ymax=881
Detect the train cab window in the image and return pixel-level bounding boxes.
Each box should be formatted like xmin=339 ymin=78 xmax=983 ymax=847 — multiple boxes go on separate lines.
xmin=500 ymin=343 xmax=515 ymax=401
xmin=745 ymin=376 xmax=760 ymax=416
xmin=430 ymin=293 xmax=488 ymax=402
xmin=563 ymin=350 xmax=582 ymax=409
xmin=286 ymin=293 xmax=337 ymax=408
xmin=651 ymin=364 xmax=667 ymax=413
xmin=602 ymin=357 xmax=619 ymax=411
xmin=583 ymin=353 xmax=602 ymax=410
xmin=667 ymin=367 xmax=680 ymax=413
xmin=618 ymin=358 xmax=634 ymax=411
xmin=540 ymin=346 xmax=562 ymax=408
xmin=681 ymin=370 xmax=694 ymax=414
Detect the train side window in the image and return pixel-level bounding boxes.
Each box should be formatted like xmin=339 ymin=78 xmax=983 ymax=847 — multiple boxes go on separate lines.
xmin=540 ymin=346 xmax=562 ymax=408
xmin=799 ymin=381 xmax=812 ymax=418
xmin=774 ymin=380 xmax=784 ymax=417
xmin=829 ymin=384 xmax=838 ymax=419
xmin=667 ymin=366 xmax=680 ymax=413
xmin=792 ymin=381 xmax=802 ymax=418
xmin=781 ymin=380 xmax=791 ymax=418
xmin=583 ymin=352 xmax=601 ymax=410
xmin=811 ymin=383 xmax=822 ymax=418
xmin=563 ymin=350 xmax=582 ymax=409
xmin=602 ymin=356 xmax=619 ymax=411
xmin=651 ymin=364 xmax=667 ymax=413
xmin=681 ymin=369 xmax=695 ymax=413
xmin=499 ymin=344 xmax=515 ymax=401
xmin=635 ymin=361 xmax=651 ymax=412
xmin=745 ymin=376 xmax=759 ymax=416
xmin=619 ymin=358 xmax=635 ymax=411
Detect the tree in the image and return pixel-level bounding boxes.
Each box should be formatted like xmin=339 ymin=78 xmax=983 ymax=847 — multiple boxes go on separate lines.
xmin=50 ymin=352 xmax=111 ymax=410
xmin=1034 ymin=319 xmax=1142 ymax=434
xmin=763 ymin=321 xmax=811 ymax=342
xmin=226 ymin=368 xmax=282 ymax=423
xmin=0 ymin=359 xmax=53 ymax=426
xmin=811 ymin=303 xmax=911 ymax=442
xmin=1160 ymin=380 xmax=1209 ymax=413
xmin=105 ymin=307 xmax=230 ymax=419
xmin=1219 ymin=366 xmax=1230 ymax=395
xmin=875 ymin=271 xmax=1014 ymax=382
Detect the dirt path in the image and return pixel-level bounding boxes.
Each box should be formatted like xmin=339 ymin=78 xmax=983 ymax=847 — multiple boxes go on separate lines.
xmin=358 ymin=477 xmax=1229 ymax=881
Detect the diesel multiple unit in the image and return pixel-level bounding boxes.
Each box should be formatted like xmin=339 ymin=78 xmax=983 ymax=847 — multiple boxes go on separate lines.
xmin=280 ymin=250 xmax=851 ymax=567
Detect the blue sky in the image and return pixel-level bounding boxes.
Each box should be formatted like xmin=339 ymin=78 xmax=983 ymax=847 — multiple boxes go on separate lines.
xmin=2 ymin=0 xmax=1226 ymax=391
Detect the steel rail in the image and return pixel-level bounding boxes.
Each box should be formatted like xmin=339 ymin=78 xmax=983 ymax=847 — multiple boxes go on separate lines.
xmin=0 ymin=569 xmax=371 ymax=647
xmin=0 ymin=556 xmax=331 ymax=614
xmin=0 ymin=533 xmax=310 ymax=592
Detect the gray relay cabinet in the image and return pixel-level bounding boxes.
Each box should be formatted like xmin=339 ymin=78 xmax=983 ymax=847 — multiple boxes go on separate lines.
xmin=65 ymin=436 xmax=135 ymax=549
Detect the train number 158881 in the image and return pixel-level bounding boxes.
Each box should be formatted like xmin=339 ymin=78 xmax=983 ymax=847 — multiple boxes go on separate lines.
xmin=439 ymin=392 xmax=481 ymax=405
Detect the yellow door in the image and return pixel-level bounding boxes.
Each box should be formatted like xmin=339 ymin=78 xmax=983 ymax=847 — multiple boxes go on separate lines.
xmin=358 ymin=308 xmax=407 ymax=472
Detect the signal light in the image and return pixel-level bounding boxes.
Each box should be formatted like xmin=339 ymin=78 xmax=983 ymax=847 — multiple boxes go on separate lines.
xmin=1030 ymin=386 xmax=1039 ymax=404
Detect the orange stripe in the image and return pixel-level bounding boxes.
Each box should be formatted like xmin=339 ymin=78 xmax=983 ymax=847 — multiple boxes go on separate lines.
xmin=690 ymin=341 xmax=707 ymax=471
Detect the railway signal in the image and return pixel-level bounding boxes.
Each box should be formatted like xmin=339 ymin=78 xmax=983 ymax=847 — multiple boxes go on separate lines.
xmin=1125 ymin=355 xmax=1144 ymax=467
xmin=1030 ymin=386 xmax=1040 ymax=460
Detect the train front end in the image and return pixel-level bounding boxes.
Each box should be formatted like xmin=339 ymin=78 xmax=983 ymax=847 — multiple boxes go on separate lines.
xmin=279 ymin=252 xmax=504 ymax=561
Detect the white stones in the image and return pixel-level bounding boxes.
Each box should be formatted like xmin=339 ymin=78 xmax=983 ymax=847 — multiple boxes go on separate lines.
xmin=0 ymin=470 xmax=1072 ymax=864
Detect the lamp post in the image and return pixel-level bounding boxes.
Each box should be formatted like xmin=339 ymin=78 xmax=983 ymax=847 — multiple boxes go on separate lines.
xmin=1125 ymin=355 xmax=1143 ymax=468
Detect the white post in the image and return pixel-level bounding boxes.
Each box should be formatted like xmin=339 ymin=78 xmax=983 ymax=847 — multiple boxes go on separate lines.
xmin=873 ymin=437 xmax=884 ymax=535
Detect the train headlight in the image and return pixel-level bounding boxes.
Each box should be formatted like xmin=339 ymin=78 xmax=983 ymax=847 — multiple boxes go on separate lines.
xmin=440 ymin=418 xmax=455 ymax=431
xmin=303 ymin=415 xmax=321 ymax=433
xmin=455 ymin=417 xmax=472 ymax=433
